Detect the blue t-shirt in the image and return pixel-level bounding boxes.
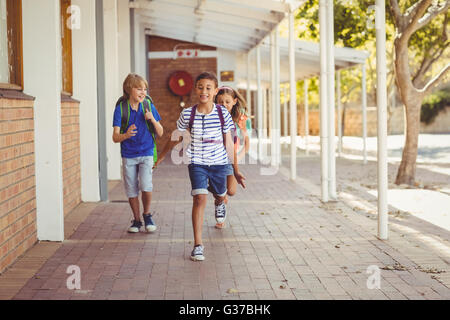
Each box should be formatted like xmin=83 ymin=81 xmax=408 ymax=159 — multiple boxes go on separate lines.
xmin=113 ymin=101 xmax=161 ymax=158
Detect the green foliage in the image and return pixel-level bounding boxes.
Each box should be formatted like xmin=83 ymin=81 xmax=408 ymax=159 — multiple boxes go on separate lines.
xmin=293 ymin=0 xmax=449 ymax=108
xmin=420 ymin=89 xmax=450 ymax=124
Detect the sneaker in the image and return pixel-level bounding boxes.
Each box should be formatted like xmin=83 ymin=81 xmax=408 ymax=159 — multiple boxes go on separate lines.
xmin=128 ymin=220 xmax=142 ymax=233
xmin=215 ymin=202 xmax=227 ymax=224
xmin=190 ymin=244 xmax=205 ymax=261
xmin=143 ymin=213 xmax=157 ymax=233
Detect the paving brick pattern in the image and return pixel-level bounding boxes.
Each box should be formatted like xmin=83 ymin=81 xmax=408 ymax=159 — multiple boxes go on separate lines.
xmin=7 ymin=156 xmax=450 ymax=300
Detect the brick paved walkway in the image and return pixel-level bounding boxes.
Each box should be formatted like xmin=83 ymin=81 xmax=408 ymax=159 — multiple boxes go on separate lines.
xmin=1 ymin=154 xmax=450 ymax=300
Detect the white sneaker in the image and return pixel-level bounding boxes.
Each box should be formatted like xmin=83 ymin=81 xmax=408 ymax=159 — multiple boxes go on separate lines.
xmin=127 ymin=220 xmax=142 ymax=233
xmin=190 ymin=245 xmax=205 ymax=261
xmin=215 ymin=202 xmax=227 ymax=224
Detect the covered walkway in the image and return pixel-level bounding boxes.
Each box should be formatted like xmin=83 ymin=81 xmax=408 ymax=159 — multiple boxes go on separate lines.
xmin=1 ymin=158 xmax=448 ymax=300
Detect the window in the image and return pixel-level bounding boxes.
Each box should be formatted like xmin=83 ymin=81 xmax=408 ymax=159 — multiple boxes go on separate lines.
xmin=60 ymin=0 xmax=73 ymax=96
xmin=0 ymin=0 xmax=23 ymax=89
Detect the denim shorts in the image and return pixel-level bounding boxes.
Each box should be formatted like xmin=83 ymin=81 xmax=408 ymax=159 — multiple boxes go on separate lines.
xmin=188 ymin=164 xmax=228 ymax=197
xmin=122 ymin=156 xmax=153 ymax=198
xmin=225 ymin=164 xmax=234 ymax=176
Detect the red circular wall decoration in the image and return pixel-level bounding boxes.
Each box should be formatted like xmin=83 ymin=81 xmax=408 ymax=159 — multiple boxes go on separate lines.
xmin=168 ymin=71 xmax=194 ymax=96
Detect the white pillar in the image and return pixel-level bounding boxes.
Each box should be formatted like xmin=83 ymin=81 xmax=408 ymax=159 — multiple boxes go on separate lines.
xmin=247 ymin=51 xmax=252 ymax=118
xmin=256 ymin=46 xmax=263 ymax=162
xmin=289 ymin=9 xmax=297 ymax=181
xmin=72 ymin=0 xmax=100 ymax=202
xmin=283 ymin=86 xmax=288 ymax=140
xmin=275 ymin=27 xmax=281 ymax=165
xmin=22 ymin=0 xmax=64 ymax=241
xmin=263 ymin=88 xmax=267 ymax=139
xmin=103 ymin=0 xmax=121 ymax=180
xmin=304 ymin=79 xmax=309 ymax=156
xmin=327 ymin=1 xmax=336 ymax=200
xmin=270 ymin=31 xmax=277 ymax=167
xmin=337 ymin=70 xmax=342 ymax=157
xmin=362 ymin=63 xmax=368 ymax=164
xmin=376 ymin=0 xmax=388 ymax=239
xmin=319 ymin=0 xmax=329 ymax=202
xmin=117 ymin=0 xmax=132 ymax=85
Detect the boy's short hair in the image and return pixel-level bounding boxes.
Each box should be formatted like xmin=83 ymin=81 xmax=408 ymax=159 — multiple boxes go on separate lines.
xmin=123 ymin=73 xmax=148 ymax=99
xmin=195 ymin=72 xmax=218 ymax=88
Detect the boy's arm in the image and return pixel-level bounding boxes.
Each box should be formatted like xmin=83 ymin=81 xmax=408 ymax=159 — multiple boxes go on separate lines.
xmin=225 ymin=131 xmax=246 ymax=188
xmin=145 ymin=110 xmax=164 ymax=137
xmin=112 ymin=125 xmax=135 ymax=143
xmin=153 ymin=129 xmax=183 ymax=168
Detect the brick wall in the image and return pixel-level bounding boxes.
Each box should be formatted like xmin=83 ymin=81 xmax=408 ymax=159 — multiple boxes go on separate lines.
xmin=148 ymin=36 xmax=217 ymax=151
xmin=0 ymin=97 xmax=37 ymax=274
xmin=61 ymin=100 xmax=81 ymax=216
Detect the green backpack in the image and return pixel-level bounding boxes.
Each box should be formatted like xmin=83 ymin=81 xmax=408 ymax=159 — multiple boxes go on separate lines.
xmin=116 ymin=95 xmax=158 ymax=164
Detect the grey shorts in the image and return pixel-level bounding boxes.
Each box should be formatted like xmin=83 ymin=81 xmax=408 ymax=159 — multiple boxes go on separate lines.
xmin=122 ymin=156 xmax=153 ymax=198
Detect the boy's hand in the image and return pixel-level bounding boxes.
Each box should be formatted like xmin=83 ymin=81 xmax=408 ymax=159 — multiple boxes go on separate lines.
xmin=126 ymin=124 xmax=137 ymax=138
xmin=234 ymin=171 xmax=246 ymax=189
xmin=145 ymin=111 xmax=154 ymax=121
xmin=153 ymin=156 xmax=164 ymax=169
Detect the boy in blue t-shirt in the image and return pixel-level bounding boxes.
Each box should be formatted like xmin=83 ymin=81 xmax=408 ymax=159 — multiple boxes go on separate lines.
xmin=112 ymin=73 xmax=163 ymax=233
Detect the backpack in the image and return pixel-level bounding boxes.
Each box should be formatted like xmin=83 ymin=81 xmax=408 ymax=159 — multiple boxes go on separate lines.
xmin=116 ymin=95 xmax=158 ymax=164
xmin=188 ymin=104 xmax=237 ymax=147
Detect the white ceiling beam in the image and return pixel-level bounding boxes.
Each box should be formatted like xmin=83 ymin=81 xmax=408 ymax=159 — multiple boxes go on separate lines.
xmin=140 ymin=18 xmax=259 ymax=46
xmin=145 ymin=27 xmax=248 ymax=51
xmin=149 ymin=0 xmax=284 ymax=24
xmin=214 ymin=0 xmax=290 ymax=13
xmin=133 ymin=1 xmax=275 ymax=32
xmin=138 ymin=9 xmax=267 ymax=39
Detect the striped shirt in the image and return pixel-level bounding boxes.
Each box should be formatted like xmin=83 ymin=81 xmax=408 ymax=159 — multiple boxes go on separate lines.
xmin=177 ymin=104 xmax=234 ymax=165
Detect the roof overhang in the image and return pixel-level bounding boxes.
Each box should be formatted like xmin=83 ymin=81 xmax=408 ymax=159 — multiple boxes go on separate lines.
xmin=235 ymin=37 xmax=370 ymax=87
xmin=131 ymin=0 xmax=306 ymax=52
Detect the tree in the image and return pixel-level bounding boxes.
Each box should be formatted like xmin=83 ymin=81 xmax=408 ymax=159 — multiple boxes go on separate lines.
xmin=389 ymin=0 xmax=450 ymax=185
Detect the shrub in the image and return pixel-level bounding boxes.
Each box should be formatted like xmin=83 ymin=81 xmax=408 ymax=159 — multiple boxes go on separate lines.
xmin=420 ymin=89 xmax=450 ymax=125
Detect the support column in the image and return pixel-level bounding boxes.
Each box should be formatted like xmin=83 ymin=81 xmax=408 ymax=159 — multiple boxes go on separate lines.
xmin=304 ymin=79 xmax=309 ymax=156
xmin=117 ymin=0 xmax=132 ymax=85
xmin=319 ymin=0 xmax=329 ymax=202
xmin=327 ymin=0 xmax=336 ymax=200
xmin=376 ymin=0 xmax=388 ymax=239
xmin=337 ymin=70 xmax=342 ymax=157
xmin=362 ymin=63 xmax=368 ymax=164
xmin=283 ymin=86 xmax=288 ymax=140
xmin=22 ymin=0 xmax=64 ymax=241
xmin=288 ymin=9 xmax=297 ymax=181
xmin=72 ymin=0 xmax=100 ymax=202
xmin=103 ymin=0 xmax=121 ymax=180
xmin=270 ymin=31 xmax=276 ymax=167
xmin=275 ymin=26 xmax=281 ymax=165
xmin=246 ymin=51 xmax=252 ymax=119
xmin=256 ymin=45 xmax=263 ymax=162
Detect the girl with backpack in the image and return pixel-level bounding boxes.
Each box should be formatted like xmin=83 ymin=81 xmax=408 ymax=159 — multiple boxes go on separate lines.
xmin=214 ymin=86 xmax=251 ymax=228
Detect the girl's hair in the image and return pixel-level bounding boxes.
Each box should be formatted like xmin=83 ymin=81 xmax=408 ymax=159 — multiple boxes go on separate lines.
xmin=195 ymin=71 xmax=218 ymax=88
xmin=122 ymin=73 xmax=148 ymax=99
xmin=215 ymin=86 xmax=248 ymax=122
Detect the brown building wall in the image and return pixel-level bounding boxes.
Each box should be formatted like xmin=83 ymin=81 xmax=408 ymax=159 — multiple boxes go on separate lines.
xmin=0 ymin=97 xmax=37 ymax=274
xmin=147 ymin=36 xmax=217 ymax=151
xmin=61 ymin=100 xmax=81 ymax=217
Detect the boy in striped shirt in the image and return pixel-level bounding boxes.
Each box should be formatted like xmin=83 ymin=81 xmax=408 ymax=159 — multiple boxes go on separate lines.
xmin=159 ymin=72 xmax=245 ymax=261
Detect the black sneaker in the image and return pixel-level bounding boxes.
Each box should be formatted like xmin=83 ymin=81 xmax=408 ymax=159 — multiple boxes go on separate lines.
xmin=128 ymin=220 xmax=142 ymax=233
xmin=190 ymin=244 xmax=205 ymax=261
xmin=215 ymin=202 xmax=226 ymax=224
xmin=143 ymin=213 xmax=157 ymax=233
